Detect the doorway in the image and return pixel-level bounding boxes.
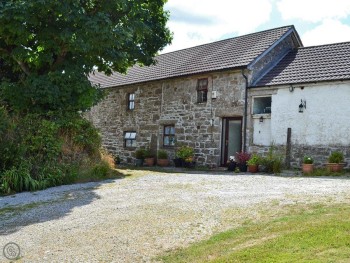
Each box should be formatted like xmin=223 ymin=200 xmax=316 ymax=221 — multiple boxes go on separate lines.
xmin=221 ymin=117 xmax=242 ymax=165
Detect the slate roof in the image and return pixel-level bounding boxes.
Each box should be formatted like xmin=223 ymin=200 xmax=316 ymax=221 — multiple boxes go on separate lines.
xmin=89 ymin=26 xmax=295 ymax=88
xmin=254 ymin=42 xmax=350 ymax=87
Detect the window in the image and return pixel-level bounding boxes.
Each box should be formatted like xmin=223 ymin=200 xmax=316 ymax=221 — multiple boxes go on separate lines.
xmin=197 ymin=78 xmax=208 ymax=103
xmin=253 ymin=96 xmax=271 ymax=114
xmin=127 ymin=93 xmax=135 ymax=110
xmin=124 ymin=131 xmax=136 ymax=147
xmin=163 ymin=125 xmax=175 ymax=147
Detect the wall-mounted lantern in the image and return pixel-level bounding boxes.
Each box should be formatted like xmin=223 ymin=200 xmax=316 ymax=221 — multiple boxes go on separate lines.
xmin=299 ymin=99 xmax=306 ymax=113
xmin=259 ymin=116 xmax=264 ymax=123
xmin=289 ymin=85 xmax=295 ymax=92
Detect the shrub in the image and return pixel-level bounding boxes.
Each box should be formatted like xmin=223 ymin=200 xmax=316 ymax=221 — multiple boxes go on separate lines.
xmin=91 ymin=161 xmax=110 ymax=178
xmin=328 ymin=152 xmax=344 ymax=163
xmin=176 ymin=145 xmax=194 ymax=160
xmin=135 ymin=148 xmax=146 ymax=159
xmin=303 ymin=156 xmax=313 ymax=164
xmin=247 ymin=154 xmax=260 ymax=165
xmin=144 ymin=148 xmax=155 ymax=158
xmin=158 ymin=150 xmax=168 ymax=159
xmin=235 ymin=152 xmax=251 ymax=164
xmin=260 ymin=145 xmax=283 ymax=173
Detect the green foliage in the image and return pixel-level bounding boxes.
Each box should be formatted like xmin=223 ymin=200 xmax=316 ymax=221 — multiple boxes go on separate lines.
xmin=0 ymin=0 xmax=171 ymax=113
xmin=328 ymin=151 xmax=344 ymax=163
xmin=135 ymin=148 xmax=146 ymax=159
xmin=303 ymin=156 xmax=314 ymax=164
xmin=158 ymin=150 xmax=168 ymax=159
xmin=91 ymin=162 xmax=110 ymax=178
xmin=260 ymin=146 xmax=283 ymax=173
xmin=144 ymin=148 xmax=155 ymax=158
xmin=176 ymin=146 xmax=194 ymax=160
xmin=247 ymin=154 xmax=260 ymax=165
xmin=0 ymin=110 xmax=103 ymax=194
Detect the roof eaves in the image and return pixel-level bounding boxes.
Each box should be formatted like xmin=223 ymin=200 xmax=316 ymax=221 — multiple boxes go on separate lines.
xmin=99 ymin=65 xmax=248 ymax=89
xmin=251 ymin=77 xmax=350 ymax=89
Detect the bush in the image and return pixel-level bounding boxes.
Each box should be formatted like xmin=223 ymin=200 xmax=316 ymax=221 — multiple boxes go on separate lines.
xmin=328 ymin=152 xmax=344 ymax=163
xmin=144 ymin=148 xmax=155 ymax=158
xmin=303 ymin=156 xmax=313 ymax=164
xmin=158 ymin=150 xmax=168 ymax=159
xmin=135 ymin=148 xmax=146 ymax=159
xmin=260 ymin=146 xmax=283 ymax=173
xmin=247 ymin=154 xmax=260 ymax=165
xmin=0 ymin=109 xmax=109 ymax=194
xmin=235 ymin=152 xmax=251 ymax=164
xmin=176 ymin=146 xmax=194 ymax=160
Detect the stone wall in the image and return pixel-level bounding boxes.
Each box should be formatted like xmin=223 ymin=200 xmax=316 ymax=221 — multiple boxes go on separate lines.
xmin=86 ymin=69 xmax=247 ymax=167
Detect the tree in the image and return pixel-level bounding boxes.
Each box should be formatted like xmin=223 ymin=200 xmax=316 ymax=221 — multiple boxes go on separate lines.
xmin=0 ymin=0 xmax=172 ymax=112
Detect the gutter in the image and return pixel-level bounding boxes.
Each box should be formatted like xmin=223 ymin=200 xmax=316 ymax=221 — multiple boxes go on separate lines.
xmin=241 ymin=69 xmax=249 ymax=153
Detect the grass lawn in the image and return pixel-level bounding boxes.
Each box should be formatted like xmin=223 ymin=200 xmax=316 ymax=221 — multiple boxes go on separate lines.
xmin=159 ymin=204 xmax=350 ymax=262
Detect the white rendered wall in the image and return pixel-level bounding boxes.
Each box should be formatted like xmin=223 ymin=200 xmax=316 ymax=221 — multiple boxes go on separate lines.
xmin=253 ymin=117 xmax=271 ymax=145
xmin=271 ymin=82 xmax=350 ymax=146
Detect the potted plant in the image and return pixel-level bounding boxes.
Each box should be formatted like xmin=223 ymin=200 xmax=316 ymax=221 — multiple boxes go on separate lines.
xmin=302 ymin=156 xmax=314 ymax=174
xmin=326 ymin=151 xmax=345 ymax=172
xmin=235 ymin=152 xmax=251 ymax=172
xmin=184 ymin=156 xmax=196 ymax=168
xmin=174 ymin=145 xmax=194 ymax=167
xmin=144 ymin=148 xmax=155 ymax=166
xmin=157 ymin=150 xmax=169 ymax=167
xmin=135 ymin=148 xmax=146 ymax=166
xmin=247 ymin=154 xmax=259 ymax=173
xmin=114 ymin=154 xmax=121 ymax=166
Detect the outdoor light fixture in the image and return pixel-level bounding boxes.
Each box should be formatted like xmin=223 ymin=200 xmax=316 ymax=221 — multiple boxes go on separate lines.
xmin=259 ymin=116 xmax=264 ymax=123
xmin=299 ymin=99 xmax=306 ymax=113
xmin=289 ymin=85 xmax=295 ymax=92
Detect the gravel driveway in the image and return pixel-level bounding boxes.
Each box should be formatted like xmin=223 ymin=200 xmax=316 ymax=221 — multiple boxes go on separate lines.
xmin=1 ymin=172 xmax=350 ymax=262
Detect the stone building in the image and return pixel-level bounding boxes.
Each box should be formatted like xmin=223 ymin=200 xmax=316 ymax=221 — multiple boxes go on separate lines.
xmin=86 ymin=25 xmax=350 ymax=168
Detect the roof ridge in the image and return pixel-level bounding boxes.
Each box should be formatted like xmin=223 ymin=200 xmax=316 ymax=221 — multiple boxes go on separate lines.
xmin=158 ymin=25 xmax=294 ymax=57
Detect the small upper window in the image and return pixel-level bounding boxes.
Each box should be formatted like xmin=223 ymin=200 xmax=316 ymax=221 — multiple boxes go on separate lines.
xmin=253 ymin=97 xmax=271 ymax=114
xmin=163 ymin=125 xmax=175 ymax=147
xmin=127 ymin=93 xmax=135 ymax=110
xmin=197 ymin=78 xmax=208 ymax=103
xmin=124 ymin=131 xmax=136 ymax=147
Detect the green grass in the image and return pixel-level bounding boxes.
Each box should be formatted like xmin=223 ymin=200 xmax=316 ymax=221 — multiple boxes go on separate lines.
xmin=159 ymin=204 xmax=350 ymax=263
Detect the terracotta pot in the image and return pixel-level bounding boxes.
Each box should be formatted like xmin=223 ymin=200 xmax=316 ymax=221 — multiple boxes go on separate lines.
xmin=248 ymin=164 xmax=258 ymax=173
xmin=302 ymin=163 xmax=314 ymax=174
xmin=157 ymin=159 xmax=169 ymax=167
xmin=326 ymin=163 xmax=345 ymax=172
xmin=144 ymin=157 xmax=155 ymax=166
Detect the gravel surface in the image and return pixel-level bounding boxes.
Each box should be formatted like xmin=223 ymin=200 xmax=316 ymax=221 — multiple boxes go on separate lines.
xmin=1 ymin=172 xmax=350 ymax=262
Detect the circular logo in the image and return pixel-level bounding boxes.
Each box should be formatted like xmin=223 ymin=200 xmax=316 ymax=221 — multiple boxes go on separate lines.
xmin=3 ymin=242 xmax=20 ymax=260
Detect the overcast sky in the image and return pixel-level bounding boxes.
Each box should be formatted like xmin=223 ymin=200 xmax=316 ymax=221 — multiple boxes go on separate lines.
xmin=162 ymin=0 xmax=350 ymax=53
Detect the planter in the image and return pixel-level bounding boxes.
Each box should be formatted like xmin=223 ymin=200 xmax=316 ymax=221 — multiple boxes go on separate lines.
xmin=144 ymin=157 xmax=155 ymax=166
xmin=135 ymin=159 xmax=144 ymax=166
xmin=157 ymin=159 xmax=169 ymax=167
xmin=173 ymin=158 xmax=184 ymax=167
xmin=183 ymin=161 xmax=196 ymax=168
xmin=227 ymin=161 xmax=237 ymax=171
xmin=238 ymin=163 xmax=247 ymax=172
xmin=302 ymin=163 xmax=314 ymax=174
xmin=248 ymin=164 xmax=258 ymax=173
xmin=326 ymin=163 xmax=345 ymax=172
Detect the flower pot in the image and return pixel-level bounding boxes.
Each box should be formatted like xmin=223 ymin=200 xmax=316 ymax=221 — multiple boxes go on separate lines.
xmin=135 ymin=159 xmax=144 ymax=166
xmin=144 ymin=157 xmax=155 ymax=166
xmin=157 ymin=159 xmax=169 ymax=167
xmin=173 ymin=158 xmax=184 ymax=167
xmin=184 ymin=161 xmax=196 ymax=168
xmin=248 ymin=164 xmax=258 ymax=173
xmin=227 ymin=161 xmax=237 ymax=171
xmin=238 ymin=163 xmax=247 ymax=172
xmin=326 ymin=163 xmax=345 ymax=172
xmin=302 ymin=163 xmax=314 ymax=174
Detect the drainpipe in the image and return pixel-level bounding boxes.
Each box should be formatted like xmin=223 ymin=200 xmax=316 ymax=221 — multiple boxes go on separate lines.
xmin=241 ymin=69 xmax=249 ymax=153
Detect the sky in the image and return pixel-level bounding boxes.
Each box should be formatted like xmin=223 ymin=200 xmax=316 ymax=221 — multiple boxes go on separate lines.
xmin=162 ymin=0 xmax=350 ymax=53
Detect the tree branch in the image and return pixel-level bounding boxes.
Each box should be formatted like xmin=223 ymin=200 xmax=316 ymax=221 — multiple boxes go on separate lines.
xmin=15 ymin=59 xmax=31 ymax=76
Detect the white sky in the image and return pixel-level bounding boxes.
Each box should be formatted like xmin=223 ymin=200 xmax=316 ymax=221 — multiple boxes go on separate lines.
xmin=162 ymin=0 xmax=350 ymax=53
